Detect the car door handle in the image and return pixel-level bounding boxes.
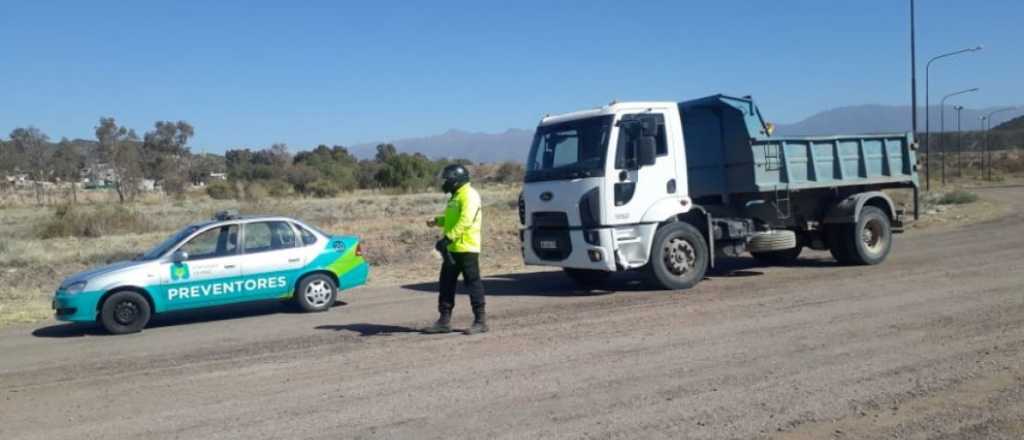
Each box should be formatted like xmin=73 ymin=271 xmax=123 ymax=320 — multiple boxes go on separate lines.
xmin=288 ymin=258 xmax=301 ymax=263
xmin=224 ymin=264 xmax=236 ymax=269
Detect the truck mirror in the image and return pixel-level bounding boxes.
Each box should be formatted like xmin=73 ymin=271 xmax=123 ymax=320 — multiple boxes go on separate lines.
xmin=636 ymin=136 xmax=657 ymax=167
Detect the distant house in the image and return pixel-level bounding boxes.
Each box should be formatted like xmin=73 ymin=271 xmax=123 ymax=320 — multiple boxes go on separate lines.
xmin=209 ymin=172 xmax=228 ymax=181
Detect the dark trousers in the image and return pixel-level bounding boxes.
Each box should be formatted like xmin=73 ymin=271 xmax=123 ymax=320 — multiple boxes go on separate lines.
xmin=438 ymin=252 xmax=485 ymax=311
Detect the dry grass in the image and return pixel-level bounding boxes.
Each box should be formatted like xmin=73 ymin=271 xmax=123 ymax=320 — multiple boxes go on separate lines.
xmin=0 ymin=185 xmax=525 ymax=326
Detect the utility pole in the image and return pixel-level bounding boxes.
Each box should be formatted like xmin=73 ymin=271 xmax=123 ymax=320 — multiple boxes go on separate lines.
xmin=909 ymin=0 xmax=919 ymax=220
xmin=954 ymin=105 xmax=963 ymax=177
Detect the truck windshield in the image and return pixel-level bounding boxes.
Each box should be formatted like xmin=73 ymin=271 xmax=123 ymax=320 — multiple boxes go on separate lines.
xmin=525 ymin=115 xmax=613 ymax=182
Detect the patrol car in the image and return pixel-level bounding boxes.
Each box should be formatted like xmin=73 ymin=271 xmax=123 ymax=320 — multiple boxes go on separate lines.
xmin=52 ymin=212 xmax=368 ymax=334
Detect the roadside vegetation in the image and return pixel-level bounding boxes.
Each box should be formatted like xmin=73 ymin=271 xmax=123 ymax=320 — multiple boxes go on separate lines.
xmin=0 ymin=185 xmax=524 ymax=326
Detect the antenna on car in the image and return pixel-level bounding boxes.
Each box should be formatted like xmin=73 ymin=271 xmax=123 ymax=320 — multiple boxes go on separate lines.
xmin=214 ymin=209 xmax=240 ymax=221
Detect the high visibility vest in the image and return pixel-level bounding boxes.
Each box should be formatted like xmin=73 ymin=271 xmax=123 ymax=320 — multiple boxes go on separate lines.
xmin=434 ymin=183 xmax=482 ymax=253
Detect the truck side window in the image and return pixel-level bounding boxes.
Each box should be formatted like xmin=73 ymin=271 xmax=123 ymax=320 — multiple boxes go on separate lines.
xmin=616 ymin=114 xmax=667 ymax=168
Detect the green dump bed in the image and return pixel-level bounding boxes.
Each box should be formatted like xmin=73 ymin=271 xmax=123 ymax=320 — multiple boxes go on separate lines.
xmin=678 ymin=95 xmax=919 ymax=199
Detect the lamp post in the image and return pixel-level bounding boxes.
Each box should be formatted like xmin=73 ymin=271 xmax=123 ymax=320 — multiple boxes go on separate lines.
xmin=939 ymin=88 xmax=978 ymax=185
xmin=925 ymin=45 xmax=983 ymax=190
xmin=953 ymin=105 xmax=963 ymax=177
xmin=983 ymin=107 xmax=1018 ymax=180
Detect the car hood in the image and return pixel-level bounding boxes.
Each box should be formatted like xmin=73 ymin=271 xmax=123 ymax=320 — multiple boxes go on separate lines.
xmin=62 ymin=260 xmax=146 ymax=288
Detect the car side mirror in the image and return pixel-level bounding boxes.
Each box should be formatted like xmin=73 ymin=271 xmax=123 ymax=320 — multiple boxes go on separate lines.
xmin=171 ymin=250 xmax=189 ymax=263
xmin=636 ymin=136 xmax=657 ymax=167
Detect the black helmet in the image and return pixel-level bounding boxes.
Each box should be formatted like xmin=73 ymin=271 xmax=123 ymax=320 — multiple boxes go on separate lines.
xmin=440 ymin=164 xmax=470 ymax=193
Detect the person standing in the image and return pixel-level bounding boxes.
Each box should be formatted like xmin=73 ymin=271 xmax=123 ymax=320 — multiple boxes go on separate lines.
xmin=423 ymin=164 xmax=487 ymax=334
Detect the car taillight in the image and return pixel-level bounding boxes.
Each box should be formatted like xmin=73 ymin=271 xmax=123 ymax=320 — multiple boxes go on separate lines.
xmin=355 ymin=243 xmax=363 ymax=257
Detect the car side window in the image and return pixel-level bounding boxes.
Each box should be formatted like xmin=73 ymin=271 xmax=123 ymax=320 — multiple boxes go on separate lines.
xmin=295 ymin=223 xmax=318 ymax=246
xmin=243 ymin=221 xmax=297 ymax=253
xmin=179 ymin=225 xmax=239 ymax=260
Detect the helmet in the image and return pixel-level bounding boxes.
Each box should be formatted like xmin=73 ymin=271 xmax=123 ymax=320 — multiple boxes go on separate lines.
xmin=440 ymin=164 xmax=470 ymax=193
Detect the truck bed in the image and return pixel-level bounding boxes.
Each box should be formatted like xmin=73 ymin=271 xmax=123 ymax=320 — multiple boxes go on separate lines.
xmin=679 ymin=95 xmax=919 ymax=198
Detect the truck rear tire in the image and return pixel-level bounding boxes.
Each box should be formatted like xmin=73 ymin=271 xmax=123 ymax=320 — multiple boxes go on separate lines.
xmin=751 ymin=246 xmax=803 ymax=265
xmin=563 ymin=268 xmax=612 ymax=289
xmin=829 ymin=206 xmax=891 ymax=265
xmin=647 ymin=222 xmax=708 ymax=290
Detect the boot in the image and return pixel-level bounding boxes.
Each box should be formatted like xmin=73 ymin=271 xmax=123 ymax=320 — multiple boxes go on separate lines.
xmin=422 ymin=305 xmax=452 ymax=334
xmin=464 ymin=304 xmax=488 ymax=335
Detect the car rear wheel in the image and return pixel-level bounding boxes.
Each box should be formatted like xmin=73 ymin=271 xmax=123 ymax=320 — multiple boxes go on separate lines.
xmin=99 ymin=290 xmax=151 ymax=334
xmin=295 ymin=273 xmax=337 ymax=312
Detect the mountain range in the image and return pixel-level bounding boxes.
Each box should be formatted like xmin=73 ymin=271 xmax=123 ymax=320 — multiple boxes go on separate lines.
xmin=347 ymin=104 xmax=1023 ymax=163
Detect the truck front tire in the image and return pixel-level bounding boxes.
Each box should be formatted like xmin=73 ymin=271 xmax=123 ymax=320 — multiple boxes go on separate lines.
xmin=99 ymin=290 xmax=151 ymax=334
xmin=829 ymin=206 xmax=892 ymax=265
xmin=647 ymin=222 xmax=709 ymax=290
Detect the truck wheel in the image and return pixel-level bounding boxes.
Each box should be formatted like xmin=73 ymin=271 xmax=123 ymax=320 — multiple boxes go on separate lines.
xmin=751 ymin=246 xmax=803 ymax=265
xmin=830 ymin=206 xmax=892 ymax=265
xmin=295 ymin=273 xmax=337 ymax=312
xmin=647 ymin=222 xmax=709 ymax=290
xmin=99 ymin=290 xmax=151 ymax=334
xmin=563 ymin=268 xmax=612 ymax=289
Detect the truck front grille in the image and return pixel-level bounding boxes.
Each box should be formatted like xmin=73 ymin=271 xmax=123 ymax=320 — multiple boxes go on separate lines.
xmin=531 ymin=212 xmax=571 ymax=261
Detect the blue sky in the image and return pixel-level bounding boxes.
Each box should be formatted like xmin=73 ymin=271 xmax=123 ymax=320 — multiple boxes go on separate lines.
xmin=2 ymin=0 xmax=1021 ymax=152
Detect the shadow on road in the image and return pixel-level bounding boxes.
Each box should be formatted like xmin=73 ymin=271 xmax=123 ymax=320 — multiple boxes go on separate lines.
xmin=315 ymin=323 xmax=420 ymax=336
xmin=401 ymin=256 xmax=837 ymax=296
xmin=32 ymin=299 xmax=350 ymax=338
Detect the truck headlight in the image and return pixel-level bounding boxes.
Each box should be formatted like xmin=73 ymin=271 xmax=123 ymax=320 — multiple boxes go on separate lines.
xmin=64 ymin=281 xmax=87 ymax=295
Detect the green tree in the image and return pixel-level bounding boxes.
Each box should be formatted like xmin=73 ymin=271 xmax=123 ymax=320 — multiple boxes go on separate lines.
xmin=51 ymin=137 xmax=86 ymax=203
xmin=95 ymin=117 xmax=143 ymax=203
xmin=9 ymin=127 xmax=52 ymax=204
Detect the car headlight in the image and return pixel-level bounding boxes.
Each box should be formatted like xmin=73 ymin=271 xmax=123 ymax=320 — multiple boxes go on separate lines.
xmin=64 ymin=281 xmax=87 ymax=295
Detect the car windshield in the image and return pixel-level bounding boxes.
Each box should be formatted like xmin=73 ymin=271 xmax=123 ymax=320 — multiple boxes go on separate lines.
xmin=137 ymin=224 xmax=203 ymax=260
xmin=525 ymin=115 xmax=613 ymax=182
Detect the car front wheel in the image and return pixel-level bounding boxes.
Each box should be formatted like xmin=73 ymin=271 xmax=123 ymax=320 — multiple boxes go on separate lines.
xmin=99 ymin=290 xmax=152 ymax=334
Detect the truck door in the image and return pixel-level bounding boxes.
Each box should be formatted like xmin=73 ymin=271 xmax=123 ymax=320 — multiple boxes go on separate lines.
xmin=608 ymin=113 xmax=678 ymax=225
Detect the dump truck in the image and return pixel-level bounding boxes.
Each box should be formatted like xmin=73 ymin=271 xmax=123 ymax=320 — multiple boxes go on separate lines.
xmin=519 ymin=94 xmax=919 ymax=290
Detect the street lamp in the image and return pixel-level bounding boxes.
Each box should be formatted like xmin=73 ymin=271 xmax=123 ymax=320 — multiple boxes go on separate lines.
xmin=983 ymin=107 xmax=1018 ymax=180
xmin=940 ymin=88 xmax=978 ymax=185
xmin=953 ymin=105 xmax=963 ymax=177
xmin=924 ymin=45 xmax=983 ymax=189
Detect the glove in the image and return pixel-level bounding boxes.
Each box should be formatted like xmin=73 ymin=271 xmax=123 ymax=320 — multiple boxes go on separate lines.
xmin=435 ymin=238 xmax=456 ymax=265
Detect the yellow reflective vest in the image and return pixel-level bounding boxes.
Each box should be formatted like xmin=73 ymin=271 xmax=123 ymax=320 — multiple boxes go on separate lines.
xmin=434 ymin=183 xmax=482 ymax=253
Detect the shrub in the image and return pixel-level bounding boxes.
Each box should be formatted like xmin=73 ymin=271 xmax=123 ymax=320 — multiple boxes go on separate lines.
xmin=306 ymin=179 xmax=340 ymax=198
xmin=37 ymin=204 xmax=152 ymax=238
xmin=244 ymin=181 xmax=270 ymax=202
xmin=936 ymin=190 xmax=978 ymax=205
xmin=206 ymin=180 xmax=238 ymax=200
xmin=263 ymin=179 xmax=293 ymax=197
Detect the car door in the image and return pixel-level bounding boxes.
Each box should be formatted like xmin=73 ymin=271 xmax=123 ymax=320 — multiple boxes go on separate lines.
xmin=158 ymin=224 xmax=243 ymax=310
xmin=239 ymin=220 xmax=307 ymax=299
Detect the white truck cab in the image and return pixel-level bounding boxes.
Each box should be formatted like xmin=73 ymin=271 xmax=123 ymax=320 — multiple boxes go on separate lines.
xmin=520 ymin=95 xmax=918 ymax=290
xmin=521 ymin=102 xmax=693 ymax=277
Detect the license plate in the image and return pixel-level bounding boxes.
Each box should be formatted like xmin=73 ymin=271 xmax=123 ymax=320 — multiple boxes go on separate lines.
xmin=539 ymin=240 xmax=558 ymax=250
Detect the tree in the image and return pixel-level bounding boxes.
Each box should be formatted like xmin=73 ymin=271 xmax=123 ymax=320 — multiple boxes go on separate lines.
xmin=142 ymin=121 xmax=194 ymax=196
xmin=95 ymin=117 xmax=143 ymax=203
xmin=51 ymin=137 xmax=86 ymax=203
xmin=375 ymin=143 xmax=397 ymax=162
xmin=9 ymin=127 xmax=51 ymax=204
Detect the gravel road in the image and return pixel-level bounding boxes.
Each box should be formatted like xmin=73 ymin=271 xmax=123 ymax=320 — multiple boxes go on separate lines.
xmin=1 ymin=187 xmax=1022 ymax=440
